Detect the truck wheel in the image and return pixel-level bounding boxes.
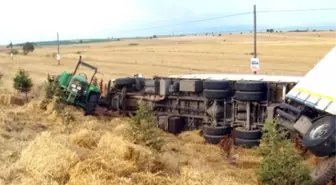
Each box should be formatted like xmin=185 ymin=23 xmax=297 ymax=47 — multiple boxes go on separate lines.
xmin=234 ymin=138 xmax=260 ymax=148
xmin=235 ymin=81 xmax=267 ymax=92
xmin=203 ymin=125 xmax=231 ymax=136
xmin=85 ymin=93 xmax=100 ymax=115
xmin=302 ymin=115 xmax=336 ymax=157
xmin=203 ymin=80 xmax=230 ymax=90
xmin=203 ymin=134 xmax=226 ymax=144
xmin=115 ymin=77 xmax=136 ymax=86
xmin=233 ymin=127 xmax=262 ymax=140
xmin=311 ymin=156 xmax=336 ymax=185
xmin=204 ymin=89 xmax=230 ymax=99
xmin=234 ymin=91 xmax=266 ymax=101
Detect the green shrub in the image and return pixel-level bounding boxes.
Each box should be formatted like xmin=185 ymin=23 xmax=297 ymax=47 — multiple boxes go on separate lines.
xmin=11 ymin=49 xmax=19 ymax=55
xmin=13 ymin=69 xmax=33 ymax=101
xmin=128 ymin=43 xmax=139 ymax=46
xmin=256 ymin=121 xmax=312 ymax=185
xmin=129 ymin=102 xmax=165 ymax=152
xmin=40 ymin=79 xmax=62 ymax=110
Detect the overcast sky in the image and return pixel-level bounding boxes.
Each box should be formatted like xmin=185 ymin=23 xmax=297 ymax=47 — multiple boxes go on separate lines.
xmin=0 ymin=0 xmax=335 ymax=44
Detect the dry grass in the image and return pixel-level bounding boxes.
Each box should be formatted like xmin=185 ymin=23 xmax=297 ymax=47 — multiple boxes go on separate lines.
xmin=0 ymin=99 xmax=264 ymax=185
xmin=0 ymin=32 xmax=334 ymax=185
xmin=0 ymin=32 xmax=335 ymax=92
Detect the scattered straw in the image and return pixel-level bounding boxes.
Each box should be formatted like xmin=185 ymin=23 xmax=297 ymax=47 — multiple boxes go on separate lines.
xmin=18 ymin=132 xmax=81 ymax=184
xmin=71 ymin=129 xmax=101 ymax=149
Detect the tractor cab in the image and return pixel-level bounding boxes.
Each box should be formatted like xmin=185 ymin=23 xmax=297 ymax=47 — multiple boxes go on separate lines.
xmin=56 ymin=56 xmax=101 ymax=115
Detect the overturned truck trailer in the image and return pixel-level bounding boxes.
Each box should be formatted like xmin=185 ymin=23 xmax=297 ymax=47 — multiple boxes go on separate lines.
xmin=101 ymin=71 xmax=302 ymax=147
xmin=99 ymin=46 xmax=336 ymax=184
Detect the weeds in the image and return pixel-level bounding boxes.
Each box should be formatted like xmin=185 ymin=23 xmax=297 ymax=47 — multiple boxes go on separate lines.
xmin=129 ymin=103 xmax=165 ymax=152
xmin=256 ymin=121 xmax=312 ymax=185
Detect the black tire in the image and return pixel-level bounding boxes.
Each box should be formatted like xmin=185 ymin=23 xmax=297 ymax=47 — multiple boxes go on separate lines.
xmin=204 ymin=89 xmax=230 ymax=99
xmin=203 ymin=125 xmax=231 ymax=136
xmin=302 ymin=115 xmax=336 ymax=157
xmin=234 ymin=91 xmax=266 ymax=101
xmin=115 ymin=77 xmax=136 ymax=86
xmin=234 ymin=138 xmax=260 ymax=148
xmin=203 ymin=134 xmax=226 ymax=144
xmin=85 ymin=93 xmax=100 ymax=115
xmin=235 ymin=81 xmax=268 ymax=92
xmin=311 ymin=156 xmax=336 ymax=185
xmin=233 ymin=127 xmax=262 ymax=140
xmin=203 ymin=80 xmax=230 ymax=90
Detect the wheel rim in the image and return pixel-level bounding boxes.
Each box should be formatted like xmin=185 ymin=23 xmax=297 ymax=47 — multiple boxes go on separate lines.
xmin=309 ymin=122 xmax=331 ymax=140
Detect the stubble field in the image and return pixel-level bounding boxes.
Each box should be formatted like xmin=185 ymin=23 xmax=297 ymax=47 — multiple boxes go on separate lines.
xmin=0 ymin=31 xmax=335 ymax=90
xmin=0 ymin=31 xmax=335 ymax=185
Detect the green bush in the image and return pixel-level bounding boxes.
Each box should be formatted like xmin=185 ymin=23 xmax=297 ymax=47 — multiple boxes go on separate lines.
xmin=256 ymin=121 xmax=312 ymax=185
xmin=10 ymin=49 xmax=19 ymax=55
xmin=40 ymin=79 xmax=62 ymax=110
xmin=129 ymin=103 xmax=165 ymax=152
xmin=13 ymin=69 xmax=33 ymax=101
xmin=22 ymin=42 xmax=35 ymax=55
xmin=128 ymin=43 xmax=139 ymax=46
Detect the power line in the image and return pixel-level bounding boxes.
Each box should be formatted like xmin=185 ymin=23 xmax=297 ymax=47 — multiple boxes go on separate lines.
xmin=117 ymin=7 xmax=336 ymax=33
xmin=258 ymin=8 xmax=336 ymax=13
xmin=126 ymin=12 xmax=252 ymax=31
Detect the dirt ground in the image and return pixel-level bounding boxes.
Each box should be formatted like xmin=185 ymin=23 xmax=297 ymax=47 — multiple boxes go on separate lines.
xmin=0 ymin=32 xmax=335 ymax=185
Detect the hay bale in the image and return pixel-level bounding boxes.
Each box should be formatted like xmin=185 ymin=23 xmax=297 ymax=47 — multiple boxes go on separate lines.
xmin=71 ymin=129 xmax=101 ymax=149
xmin=18 ymin=132 xmax=81 ymax=184
xmin=0 ymin=94 xmax=24 ymax=106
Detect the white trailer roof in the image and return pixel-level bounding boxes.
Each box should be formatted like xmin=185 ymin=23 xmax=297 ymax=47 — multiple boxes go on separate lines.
xmin=286 ymin=45 xmax=336 ymax=115
xmin=169 ymin=73 xmax=303 ymax=83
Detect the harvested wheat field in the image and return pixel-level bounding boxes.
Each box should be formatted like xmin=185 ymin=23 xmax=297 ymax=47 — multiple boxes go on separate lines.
xmin=0 ymin=31 xmax=335 ymax=91
xmin=0 ymin=32 xmax=335 ymax=185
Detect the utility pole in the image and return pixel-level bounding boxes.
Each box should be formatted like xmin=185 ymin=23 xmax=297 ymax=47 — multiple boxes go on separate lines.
xmin=57 ymin=32 xmax=61 ymax=65
xmin=252 ymin=4 xmax=258 ymax=74
xmin=10 ymin=40 xmax=13 ymax=60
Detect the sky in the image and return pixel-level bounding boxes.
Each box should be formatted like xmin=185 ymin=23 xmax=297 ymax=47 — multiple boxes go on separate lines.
xmin=0 ymin=0 xmax=335 ymax=44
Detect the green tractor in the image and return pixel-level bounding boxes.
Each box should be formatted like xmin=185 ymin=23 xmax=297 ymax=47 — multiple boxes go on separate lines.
xmin=52 ymin=56 xmax=101 ymax=115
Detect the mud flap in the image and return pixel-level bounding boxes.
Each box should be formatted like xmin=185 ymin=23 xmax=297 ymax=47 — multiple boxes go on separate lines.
xmin=293 ymin=115 xmax=313 ymax=136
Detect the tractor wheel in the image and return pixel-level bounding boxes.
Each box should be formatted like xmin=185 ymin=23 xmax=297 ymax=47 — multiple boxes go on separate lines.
xmin=311 ymin=156 xmax=336 ymax=185
xmin=203 ymin=80 xmax=230 ymax=90
xmin=235 ymin=81 xmax=268 ymax=92
xmin=85 ymin=93 xmax=100 ymax=116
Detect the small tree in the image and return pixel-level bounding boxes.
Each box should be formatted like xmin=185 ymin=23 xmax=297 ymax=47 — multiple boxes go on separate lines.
xmin=256 ymin=121 xmax=312 ymax=185
xmin=22 ymin=42 xmax=35 ymax=55
xmin=13 ymin=69 xmax=33 ymax=101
